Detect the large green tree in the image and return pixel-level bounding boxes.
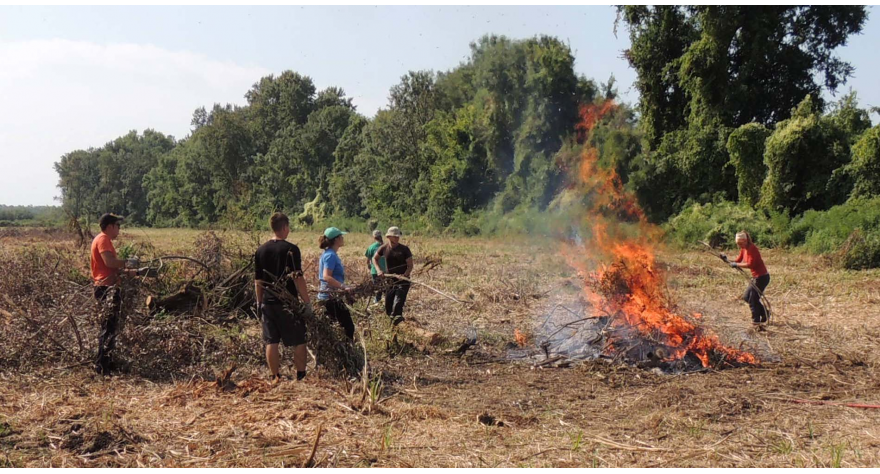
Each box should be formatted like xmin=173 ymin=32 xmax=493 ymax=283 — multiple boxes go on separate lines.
xmin=619 ymin=6 xmax=867 ymax=143
xmin=55 ymin=130 xmax=175 ymax=226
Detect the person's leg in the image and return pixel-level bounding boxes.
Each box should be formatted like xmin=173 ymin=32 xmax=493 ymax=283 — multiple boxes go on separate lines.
xmin=753 ymin=274 xmax=770 ymax=323
xmin=283 ymin=306 xmax=309 ymax=380
xmin=372 ymin=275 xmax=382 ymax=303
xmin=94 ymin=287 xmax=120 ymax=374
xmin=261 ymin=305 xmax=282 ymax=378
xmin=744 ymin=281 xmax=764 ymax=323
xmin=384 ymin=284 xmax=396 ymax=316
xmin=104 ymin=289 xmax=122 ymax=359
xmin=327 ymin=300 xmax=355 ymax=339
xmin=266 ymin=343 xmax=281 ymax=378
xmin=335 ymin=301 xmax=355 ymax=340
xmin=391 ymin=282 xmax=410 ymax=324
xmin=293 ymin=344 xmax=307 ymax=374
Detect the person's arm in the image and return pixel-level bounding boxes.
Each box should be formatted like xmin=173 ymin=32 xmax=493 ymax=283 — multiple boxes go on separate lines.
xmin=404 ymin=257 xmax=413 ymax=278
xmin=373 ymin=245 xmax=386 ymax=276
xmin=323 ymin=266 xmax=346 ymax=290
xmin=100 ymin=251 xmax=137 ymax=276
xmin=289 ymin=247 xmax=309 ymax=304
xmin=100 ymin=251 xmax=126 ymax=269
xmin=293 ymin=275 xmax=310 ymax=305
xmin=254 ymin=252 xmax=264 ymax=307
xmin=255 ymin=280 xmax=265 ymax=305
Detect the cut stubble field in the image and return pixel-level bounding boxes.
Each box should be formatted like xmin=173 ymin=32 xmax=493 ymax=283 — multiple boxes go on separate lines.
xmin=1 ymin=228 xmax=879 ymax=467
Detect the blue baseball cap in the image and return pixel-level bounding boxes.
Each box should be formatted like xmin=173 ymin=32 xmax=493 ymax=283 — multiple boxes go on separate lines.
xmin=324 ymin=227 xmax=347 ymax=239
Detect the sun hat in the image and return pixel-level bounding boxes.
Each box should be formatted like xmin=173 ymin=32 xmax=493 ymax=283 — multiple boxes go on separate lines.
xmin=385 ymin=226 xmax=402 ymax=237
xmin=372 ymin=229 xmax=382 ymax=239
xmin=324 ymin=227 xmax=348 ymax=239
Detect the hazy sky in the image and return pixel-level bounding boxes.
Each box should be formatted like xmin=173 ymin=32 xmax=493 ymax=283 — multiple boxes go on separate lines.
xmin=1 ymin=6 xmax=878 ymax=206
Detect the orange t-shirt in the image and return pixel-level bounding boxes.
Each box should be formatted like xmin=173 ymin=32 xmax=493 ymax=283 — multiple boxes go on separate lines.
xmin=90 ymin=233 xmax=118 ymax=286
xmin=735 ymin=243 xmax=768 ymax=279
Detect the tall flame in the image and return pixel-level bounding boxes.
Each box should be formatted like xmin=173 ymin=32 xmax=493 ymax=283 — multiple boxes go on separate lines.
xmin=561 ymin=101 xmax=757 ymax=368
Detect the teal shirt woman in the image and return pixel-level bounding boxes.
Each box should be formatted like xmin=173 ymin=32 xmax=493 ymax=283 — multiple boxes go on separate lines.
xmin=365 ymin=230 xmax=386 ymax=302
xmin=317 ymin=227 xmax=355 ymax=339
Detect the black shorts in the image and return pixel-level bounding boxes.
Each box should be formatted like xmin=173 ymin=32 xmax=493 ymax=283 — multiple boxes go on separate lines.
xmin=261 ymin=304 xmax=307 ymax=346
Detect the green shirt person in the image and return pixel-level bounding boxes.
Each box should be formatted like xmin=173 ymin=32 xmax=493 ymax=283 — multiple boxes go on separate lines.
xmin=365 ymin=230 xmax=386 ymax=303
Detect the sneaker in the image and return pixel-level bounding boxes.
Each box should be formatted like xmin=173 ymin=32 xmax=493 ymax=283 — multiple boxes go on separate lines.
xmin=391 ymin=315 xmax=405 ymax=326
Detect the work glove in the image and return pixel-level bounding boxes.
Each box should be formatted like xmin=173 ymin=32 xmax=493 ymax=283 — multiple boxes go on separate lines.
xmin=729 ymin=262 xmax=739 ymax=269
xmin=125 ymin=258 xmax=140 ymax=269
xmin=256 ymin=303 xmax=264 ymax=320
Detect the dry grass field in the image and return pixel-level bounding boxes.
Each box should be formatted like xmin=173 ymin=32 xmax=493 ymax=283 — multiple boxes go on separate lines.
xmin=1 ymin=227 xmax=879 ymax=467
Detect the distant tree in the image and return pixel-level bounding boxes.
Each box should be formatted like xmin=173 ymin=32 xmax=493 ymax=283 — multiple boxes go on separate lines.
xmin=618 ymin=6 xmax=867 ymax=143
xmin=760 ymin=95 xmax=852 ymax=213
xmin=327 ymin=115 xmax=370 ymax=217
xmin=727 ymin=123 xmax=771 ymax=207
xmin=246 ymin=71 xmax=317 ymax=153
xmin=55 ymin=150 xmax=100 ymax=227
xmin=848 ymin=125 xmax=880 ymax=199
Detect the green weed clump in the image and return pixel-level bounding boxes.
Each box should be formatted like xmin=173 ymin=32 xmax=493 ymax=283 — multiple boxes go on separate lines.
xmin=665 ymin=196 xmax=880 ymax=269
xmin=663 ymin=200 xmax=788 ymax=248
xmin=837 ymin=229 xmax=880 ymax=270
xmin=788 ymin=196 xmax=880 ymax=254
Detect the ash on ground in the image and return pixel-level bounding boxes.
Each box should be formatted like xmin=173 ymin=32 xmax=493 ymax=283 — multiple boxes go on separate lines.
xmin=508 ymin=303 xmax=779 ymax=374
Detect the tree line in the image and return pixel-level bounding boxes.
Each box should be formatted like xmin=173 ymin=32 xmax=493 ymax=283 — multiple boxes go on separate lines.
xmin=56 ymin=7 xmax=879 ymax=241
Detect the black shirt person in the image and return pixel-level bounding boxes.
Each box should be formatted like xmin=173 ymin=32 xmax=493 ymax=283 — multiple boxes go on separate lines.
xmin=374 ymin=226 xmax=413 ymax=325
xmin=254 ymin=212 xmax=311 ymax=382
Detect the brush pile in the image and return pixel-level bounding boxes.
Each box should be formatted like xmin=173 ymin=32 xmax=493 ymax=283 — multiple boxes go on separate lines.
xmin=0 ymin=232 xmax=378 ymax=379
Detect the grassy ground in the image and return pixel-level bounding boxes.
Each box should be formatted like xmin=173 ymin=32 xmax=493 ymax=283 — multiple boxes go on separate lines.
xmin=1 ymin=228 xmax=879 ymax=467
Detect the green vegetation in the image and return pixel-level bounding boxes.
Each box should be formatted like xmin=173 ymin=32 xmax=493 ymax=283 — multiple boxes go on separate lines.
xmin=51 ymin=7 xmax=880 ymax=267
xmin=0 ymin=205 xmax=63 ymax=227
xmin=666 ymin=197 xmax=880 ymax=269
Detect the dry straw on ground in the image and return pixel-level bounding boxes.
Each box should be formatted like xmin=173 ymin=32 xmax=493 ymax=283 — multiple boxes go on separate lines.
xmin=1 ymin=229 xmax=879 ymax=467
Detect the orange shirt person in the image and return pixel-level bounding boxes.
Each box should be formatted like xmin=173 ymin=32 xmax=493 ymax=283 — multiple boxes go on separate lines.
xmin=90 ymin=213 xmax=137 ymax=375
xmin=723 ymin=231 xmax=770 ymax=325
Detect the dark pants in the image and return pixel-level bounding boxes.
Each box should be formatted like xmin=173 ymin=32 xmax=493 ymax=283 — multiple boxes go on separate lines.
xmin=743 ymin=274 xmax=770 ymax=323
xmin=322 ymin=299 xmax=355 ymax=340
xmin=371 ymin=274 xmax=382 ymax=303
xmin=385 ymin=280 xmax=411 ymax=324
xmin=94 ymin=286 xmax=121 ymax=373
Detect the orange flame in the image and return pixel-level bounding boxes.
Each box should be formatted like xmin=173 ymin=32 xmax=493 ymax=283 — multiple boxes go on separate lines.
xmin=561 ymin=101 xmax=757 ymax=368
xmin=514 ymin=328 xmax=529 ymax=347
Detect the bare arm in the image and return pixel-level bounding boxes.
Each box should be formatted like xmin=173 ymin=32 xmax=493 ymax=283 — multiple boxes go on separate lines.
xmin=293 ymin=275 xmax=310 ymax=305
xmin=100 ymin=251 xmax=126 ymax=269
xmin=404 ymin=257 xmax=413 ymax=278
xmin=254 ymin=280 xmax=265 ymax=305
xmin=373 ymin=247 xmax=385 ymax=276
xmin=323 ymin=266 xmax=346 ymax=290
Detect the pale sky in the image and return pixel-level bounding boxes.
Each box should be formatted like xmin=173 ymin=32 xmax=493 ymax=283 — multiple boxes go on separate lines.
xmin=1 ymin=6 xmax=878 ymax=206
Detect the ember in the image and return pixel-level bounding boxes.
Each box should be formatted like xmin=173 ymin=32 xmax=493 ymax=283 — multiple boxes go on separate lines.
xmin=554 ymin=101 xmax=758 ymax=371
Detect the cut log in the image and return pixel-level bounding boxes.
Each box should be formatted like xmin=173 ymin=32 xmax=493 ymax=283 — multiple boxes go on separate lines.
xmin=399 ymin=321 xmax=445 ymax=346
xmin=147 ymin=282 xmax=203 ymax=314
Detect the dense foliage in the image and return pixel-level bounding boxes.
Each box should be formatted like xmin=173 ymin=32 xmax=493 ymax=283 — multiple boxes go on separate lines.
xmin=53 ymin=13 xmax=879 ymax=266
xmin=0 ymin=205 xmax=63 ymax=227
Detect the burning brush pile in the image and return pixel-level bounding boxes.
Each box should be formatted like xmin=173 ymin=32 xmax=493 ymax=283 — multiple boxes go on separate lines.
xmin=514 ymin=101 xmax=759 ymax=373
